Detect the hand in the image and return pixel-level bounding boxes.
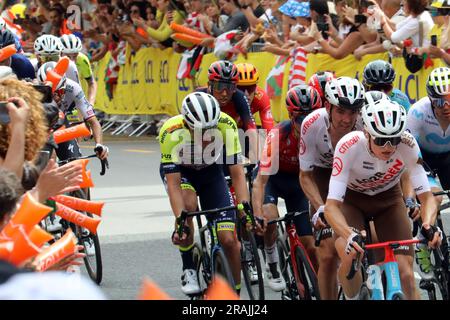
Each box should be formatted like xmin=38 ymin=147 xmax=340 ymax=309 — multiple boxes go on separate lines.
xmin=262 ymin=43 xmax=277 ymax=53
xmin=6 ymin=97 xmax=30 ymax=127
xmin=253 ymin=215 xmax=267 ymax=236
xmin=95 ymin=143 xmax=109 ymax=160
xmin=405 ymin=198 xmax=420 ymax=221
xmin=353 ymin=47 xmax=365 ymax=60
xmin=200 ymin=37 xmax=215 ymax=47
xmin=45 ymin=245 xmax=86 ymax=271
xmin=171 ymin=218 xmax=191 ymax=246
xmin=167 ymin=10 xmax=174 ymax=24
xmin=324 ymin=14 xmax=338 ymax=38
xmin=311 ymin=205 xmax=327 ymax=230
xmin=420 ymin=224 xmax=442 ymax=249
xmin=131 ymin=16 xmax=146 ymax=29
xmin=33 ymin=159 xmax=83 ymax=202
xmin=428 ymin=45 xmax=444 ymax=58
xmin=389 ymin=45 xmax=402 ymax=57
xmin=345 ymin=229 xmax=365 ymax=255
xmin=342 ymin=6 xmax=357 ymax=25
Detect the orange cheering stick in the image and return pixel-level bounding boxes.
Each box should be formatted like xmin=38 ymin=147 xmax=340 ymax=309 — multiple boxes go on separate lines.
xmin=55 ymin=203 xmax=101 ymax=235
xmin=138 ymin=278 xmax=172 ymax=300
xmin=1 ymin=193 xmax=53 ymax=238
xmin=34 ymin=229 xmax=78 ymax=272
xmin=0 ymin=241 xmax=14 ymax=260
xmin=7 ymin=226 xmax=41 ymax=266
xmin=169 ymin=22 xmax=211 ymax=39
xmin=205 ymin=276 xmax=239 ymax=300
xmin=52 ymin=195 xmax=104 ymax=217
xmin=136 ymin=27 xmax=149 ymax=39
xmin=54 ymin=56 xmax=70 ymax=76
xmin=171 ymin=33 xmax=213 ymax=47
xmin=53 ymin=123 xmax=91 ymax=144
xmin=28 ymin=226 xmax=54 ymax=248
xmin=0 ymin=44 xmax=17 ymax=62
xmin=70 ymin=159 xmax=94 ymax=188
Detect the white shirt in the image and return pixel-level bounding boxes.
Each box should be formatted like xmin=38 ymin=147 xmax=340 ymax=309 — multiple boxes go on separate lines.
xmin=61 ymin=78 xmax=95 ymax=120
xmin=391 ymin=11 xmax=434 ymax=47
xmin=327 ymin=131 xmax=430 ymax=201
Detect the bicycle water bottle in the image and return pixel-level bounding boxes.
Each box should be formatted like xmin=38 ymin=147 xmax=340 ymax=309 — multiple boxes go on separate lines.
xmin=366 ymin=265 xmax=384 ymax=300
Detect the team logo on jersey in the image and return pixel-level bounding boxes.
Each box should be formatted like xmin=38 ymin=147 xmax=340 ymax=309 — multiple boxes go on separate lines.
xmin=338 ymin=135 xmax=360 ymax=154
xmin=299 ymin=137 xmax=306 ymax=155
xmin=302 ymin=113 xmax=320 ymax=135
xmin=332 ymin=157 xmax=343 ymax=176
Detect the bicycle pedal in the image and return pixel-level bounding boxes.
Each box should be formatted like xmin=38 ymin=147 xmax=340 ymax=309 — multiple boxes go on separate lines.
xmin=419 ymin=279 xmax=435 ymax=291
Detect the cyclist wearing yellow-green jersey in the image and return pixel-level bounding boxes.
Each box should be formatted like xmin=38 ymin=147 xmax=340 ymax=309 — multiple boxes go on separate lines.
xmin=60 ymin=34 xmax=97 ymax=106
xmin=159 ymin=92 xmax=257 ymax=296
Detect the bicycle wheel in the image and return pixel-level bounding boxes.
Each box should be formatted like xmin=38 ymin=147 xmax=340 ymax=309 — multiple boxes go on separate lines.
xmin=241 ymin=231 xmax=265 ymax=300
xmin=294 ymin=246 xmax=321 ymax=300
xmin=276 ymin=238 xmax=297 ymax=300
xmin=358 ymin=284 xmax=371 ymax=300
xmin=192 ymin=243 xmax=209 ymax=299
xmin=71 ymin=189 xmax=103 ymax=284
xmin=213 ymin=249 xmax=236 ymax=290
xmin=391 ymin=293 xmax=405 ymax=300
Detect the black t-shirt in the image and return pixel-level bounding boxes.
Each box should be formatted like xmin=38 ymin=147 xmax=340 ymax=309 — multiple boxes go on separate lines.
xmin=253 ymin=5 xmax=265 ymax=18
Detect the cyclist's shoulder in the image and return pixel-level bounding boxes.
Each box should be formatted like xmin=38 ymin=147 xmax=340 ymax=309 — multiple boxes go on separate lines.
xmin=336 ymin=131 xmax=365 ymax=154
xmin=254 ymin=86 xmax=268 ymax=101
xmin=390 ymin=88 xmax=408 ymax=100
xmin=301 ymin=108 xmax=327 ymax=134
xmin=409 ymin=97 xmax=431 ymax=113
xmin=76 ymin=52 xmax=92 ymax=70
xmin=218 ymin=112 xmax=238 ymax=130
xmin=159 ymin=115 xmax=185 ymax=136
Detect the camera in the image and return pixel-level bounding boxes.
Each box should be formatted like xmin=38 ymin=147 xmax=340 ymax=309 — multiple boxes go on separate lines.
xmin=355 ymin=14 xmax=367 ymax=24
xmin=431 ymin=35 xmax=437 ymax=47
xmin=316 ymin=15 xmax=329 ymax=40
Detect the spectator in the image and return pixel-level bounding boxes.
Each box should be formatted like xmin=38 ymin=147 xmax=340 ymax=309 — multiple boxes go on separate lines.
xmin=0 ymin=30 xmax=36 ymax=80
xmin=424 ymin=1 xmax=450 ymax=65
xmin=204 ymin=0 xmax=229 ymax=34
xmin=210 ymin=0 xmax=250 ymax=36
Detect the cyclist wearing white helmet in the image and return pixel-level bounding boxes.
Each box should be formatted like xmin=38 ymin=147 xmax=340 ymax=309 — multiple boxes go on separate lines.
xmin=325 ymin=98 xmax=441 ymax=300
xmin=159 ymin=92 xmax=249 ymax=296
xmin=33 ymin=34 xmax=81 ymax=85
xmin=299 ymin=76 xmax=365 ymax=300
xmin=37 ymin=61 xmax=108 ymax=162
xmin=60 ymin=34 xmax=97 ymax=105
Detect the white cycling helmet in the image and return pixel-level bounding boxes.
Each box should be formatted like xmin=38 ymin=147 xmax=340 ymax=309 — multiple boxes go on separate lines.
xmin=181 ymin=92 xmax=221 ymax=129
xmin=426 ymin=67 xmax=450 ymax=98
xmin=364 ymin=90 xmax=390 ymax=107
xmin=362 ymin=98 xmax=407 ymax=138
xmin=325 ymin=76 xmax=365 ymax=110
xmin=37 ymin=62 xmax=66 ymax=90
xmin=0 ymin=66 xmax=15 ymax=80
xmin=60 ymin=34 xmax=82 ymax=54
xmin=34 ymin=34 xmax=62 ymax=56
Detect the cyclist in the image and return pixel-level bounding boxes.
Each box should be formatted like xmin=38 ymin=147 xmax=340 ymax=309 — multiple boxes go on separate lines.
xmin=0 ymin=29 xmax=35 ymax=80
xmin=308 ymin=71 xmax=336 ymax=103
xmin=362 ymin=60 xmax=411 ymax=112
xmin=236 ymin=63 xmax=274 ymax=131
xmin=60 ymin=34 xmax=98 ymax=106
xmin=33 ymin=34 xmax=81 ymax=85
xmin=299 ymin=76 xmax=366 ymax=300
xmin=407 ymin=66 xmax=450 ymax=279
xmin=36 ymin=61 xmax=108 ymax=162
xmin=159 ymin=92 xmax=256 ymax=296
xmin=324 ymin=98 xmax=442 ymax=300
xmin=252 ymin=84 xmax=321 ymax=292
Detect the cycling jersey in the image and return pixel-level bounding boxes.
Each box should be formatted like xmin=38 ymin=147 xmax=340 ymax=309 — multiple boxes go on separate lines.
xmin=10 ymin=54 xmax=35 ymax=80
xmin=328 ymin=131 xmax=430 ymax=201
xmin=159 ymin=113 xmax=242 ymax=174
xmin=260 ymin=120 xmax=301 ymax=174
xmin=250 ymin=87 xmax=274 ymax=130
xmin=76 ymin=52 xmax=93 ymax=80
xmin=196 ymin=87 xmax=257 ymax=130
xmin=390 ymin=89 xmax=410 ymax=113
xmin=299 ymin=108 xmax=363 ymax=171
xmin=407 ymin=97 xmax=450 ymax=154
xmin=35 ymin=59 xmax=80 ymax=85
xmin=60 ymin=78 xmax=95 ymax=120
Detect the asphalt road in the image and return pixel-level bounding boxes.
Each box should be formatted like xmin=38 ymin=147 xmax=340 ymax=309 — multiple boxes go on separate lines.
xmin=80 ymin=138 xmax=449 ymax=300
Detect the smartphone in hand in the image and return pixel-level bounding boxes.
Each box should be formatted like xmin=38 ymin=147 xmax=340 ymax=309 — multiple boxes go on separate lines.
xmin=0 ymin=102 xmax=11 ymax=125
xmin=431 ymin=35 xmax=437 ymax=46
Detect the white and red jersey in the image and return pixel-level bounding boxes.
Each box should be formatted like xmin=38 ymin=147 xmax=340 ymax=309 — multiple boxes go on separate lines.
xmin=299 ymin=108 xmax=363 ymax=171
xmin=327 ymin=131 xmax=430 ymax=201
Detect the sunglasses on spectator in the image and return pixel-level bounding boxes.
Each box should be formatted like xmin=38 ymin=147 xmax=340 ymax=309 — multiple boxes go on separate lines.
xmin=237 ymin=84 xmax=257 ymax=95
xmin=371 ymin=135 xmax=402 ymax=148
xmin=211 ymin=81 xmax=236 ymax=94
xmin=366 ymin=83 xmax=393 ymax=93
xmin=430 ymin=95 xmax=450 ymax=108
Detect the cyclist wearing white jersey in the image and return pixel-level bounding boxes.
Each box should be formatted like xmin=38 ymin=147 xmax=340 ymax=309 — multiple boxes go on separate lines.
xmin=325 ymin=98 xmax=442 ymax=300
xmin=299 ymin=76 xmax=365 ymax=300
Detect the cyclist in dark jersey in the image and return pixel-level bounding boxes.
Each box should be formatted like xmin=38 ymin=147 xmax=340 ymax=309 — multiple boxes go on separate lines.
xmin=252 ymin=84 xmax=322 ymax=292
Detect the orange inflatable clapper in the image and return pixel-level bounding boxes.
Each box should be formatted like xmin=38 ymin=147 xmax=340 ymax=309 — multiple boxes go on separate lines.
xmin=34 ymin=229 xmax=77 ymax=271
xmin=52 ymin=195 xmax=104 ymax=217
xmin=7 ymin=225 xmax=41 ymax=266
xmin=53 ymin=123 xmax=91 ymax=144
xmin=138 ymin=278 xmax=172 ymax=300
xmin=55 ymin=203 xmax=101 ymax=235
xmin=0 ymin=44 xmax=17 ymax=62
xmin=28 ymin=225 xmax=54 ymax=248
xmin=169 ymin=22 xmax=211 ymax=39
xmin=0 ymin=241 xmax=14 ymax=260
xmin=171 ymin=33 xmax=214 ymax=48
xmin=205 ymin=275 xmax=240 ymax=300
xmin=54 ymin=56 xmax=70 ymax=76
xmin=79 ymin=170 xmax=94 ymax=189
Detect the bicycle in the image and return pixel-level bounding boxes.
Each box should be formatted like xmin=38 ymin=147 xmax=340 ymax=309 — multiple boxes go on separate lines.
xmin=176 ymin=202 xmax=256 ymax=299
xmin=43 ymin=153 xmax=108 ymax=284
xmin=267 ymin=211 xmax=320 ymax=300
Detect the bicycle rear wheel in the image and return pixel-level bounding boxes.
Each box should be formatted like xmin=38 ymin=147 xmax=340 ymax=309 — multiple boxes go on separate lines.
xmin=294 ymin=246 xmax=321 ymax=300
xmin=213 ymin=249 xmax=236 ymax=291
xmin=191 ymin=243 xmax=209 ymax=299
xmin=277 ymin=238 xmax=297 ymax=300
xmin=241 ymin=231 xmax=265 ymax=300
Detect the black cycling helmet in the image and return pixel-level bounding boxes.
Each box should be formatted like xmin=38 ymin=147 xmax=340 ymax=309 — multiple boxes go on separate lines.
xmin=0 ymin=29 xmax=16 ymax=49
xmin=286 ymin=84 xmax=322 ymax=114
xmin=363 ymin=60 xmax=396 ymax=86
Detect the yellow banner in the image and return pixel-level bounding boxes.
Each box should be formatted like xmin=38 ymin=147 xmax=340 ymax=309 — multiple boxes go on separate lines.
xmin=94 ymin=48 xmax=445 ymax=121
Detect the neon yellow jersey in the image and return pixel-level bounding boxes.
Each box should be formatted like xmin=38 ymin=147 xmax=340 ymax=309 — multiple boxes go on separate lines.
xmin=76 ymin=52 xmax=93 ymax=96
xmin=159 ymin=113 xmax=242 ymax=172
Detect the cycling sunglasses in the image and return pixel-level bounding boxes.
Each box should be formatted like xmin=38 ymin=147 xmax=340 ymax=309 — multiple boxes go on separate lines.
xmin=40 ymin=54 xmax=60 ymax=62
xmin=237 ymin=84 xmax=257 ymax=95
xmin=63 ymin=53 xmax=79 ymax=61
xmin=366 ymin=83 xmax=393 ymax=93
xmin=430 ymin=95 xmax=450 ymax=108
xmin=211 ymin=81 xmax=236 ymax=93
xmin=371 ymin=135 xmax=402 ymax=148
xmin=337 ymin=97 xmax=365 ymax=109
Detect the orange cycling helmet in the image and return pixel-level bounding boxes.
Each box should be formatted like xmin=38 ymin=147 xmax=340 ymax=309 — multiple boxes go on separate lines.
xmin=236 ymin=63 xmax=260 ymax=86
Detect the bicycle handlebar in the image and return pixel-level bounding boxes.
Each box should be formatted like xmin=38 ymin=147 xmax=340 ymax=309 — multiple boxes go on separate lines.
xmin=57 ymin=154 xmax=109 ymax=176
xmin=267 ymin=211 xmax=308 ymax=226
xmin=433 ymin=190 xmax=450 ymax=197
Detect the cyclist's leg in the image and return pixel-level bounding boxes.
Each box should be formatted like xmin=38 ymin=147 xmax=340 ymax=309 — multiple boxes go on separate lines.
xmin=55 ymin=139 xmax=82 ymax=161
xmin=373 ymin=186 xmax=417 ymax=300
xmin=313 ymin=167 xmax=339 ymax=300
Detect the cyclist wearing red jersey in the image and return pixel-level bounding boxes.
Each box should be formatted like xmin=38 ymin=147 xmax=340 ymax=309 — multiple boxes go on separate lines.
xmin=308 ymin=71 xmax=335 ymax=103
xmin=236 ymin=63 xmax=274 ymax=131
xmin=252 ymin=85 xmax=321 ymax=292
xmin=299 ymin=76 xmax=365 ymax=300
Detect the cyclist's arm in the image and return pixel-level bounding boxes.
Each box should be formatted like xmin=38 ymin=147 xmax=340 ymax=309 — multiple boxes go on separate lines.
xmin=85 ymin=116 xmax=103 ymax=145
xmin=86 ymin=77 xmax=98 ymax=106
xmin=400 ymin=169 xmax=415 ymax=200
xmin=229 ymin=164 xmax=250 ymax=212
xmin=251 ymin=170 xmax=269 ymax=219
xmin=325 ymin=198 xmax=352 ymax=240
xmin=258 ymin=91 xmax=274 ymax=131
xmin=165 ymin=172 xmax=185 ymax=218
xmin=300 ymin=170 xmax=324 ymax=211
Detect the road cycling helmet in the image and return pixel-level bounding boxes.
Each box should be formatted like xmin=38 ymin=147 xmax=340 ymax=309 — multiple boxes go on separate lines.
xmin=363 ymin=60 xmax=396 ymax=85
xmin=37 ymin=62 xmax=67 ymax=91
xmin=0 ymin=29 xmax=16 ymax=48
xmin=364 ymin=90 xmax=390 ymax=107
xmin=308 ymin=71 xmax=335 ymax=99
xmin=426 ymin=67 xmax=450 ymax=98
xmin=236 ymin=63 xmax=259 ymax=86
xmin=208 ymin=60 xmax=239 ymax=83
xmin=34 ymin=34 xmax=62 ymax=56
xmin=286 ymin=84 xmax=322 ymax=114
xmin=181 ymin=92 xmax=221 ymax=129
xmin=60 ymin=34 xmax=83 ymax=54
xmin=325 ymin=76 xmax=365 ymax=110
xmin=362 ymin=99 xmax=407 ymax=138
